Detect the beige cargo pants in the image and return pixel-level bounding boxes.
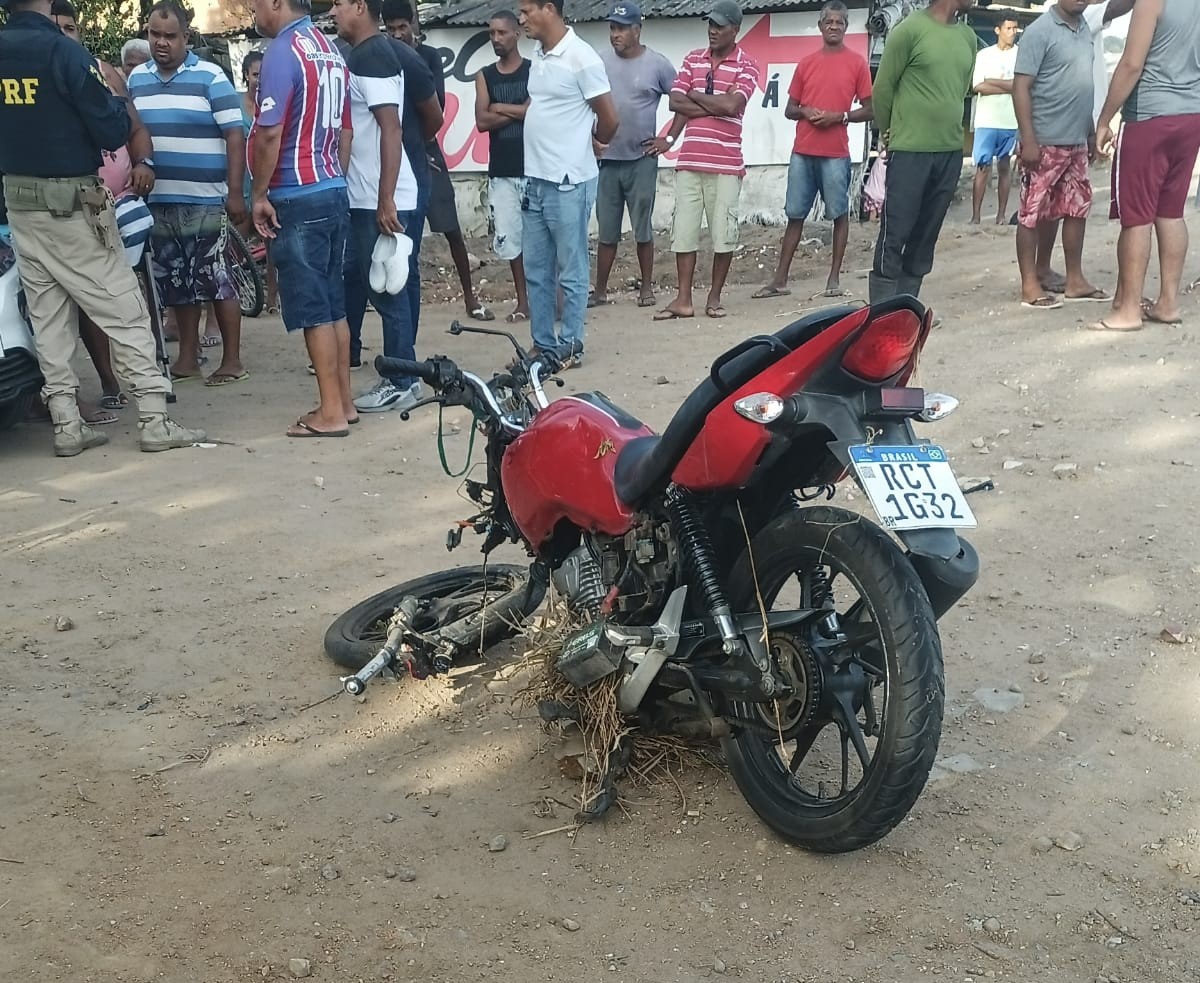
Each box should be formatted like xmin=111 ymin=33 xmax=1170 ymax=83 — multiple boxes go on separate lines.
xmin=3 ymin=174 xmax=168 ymax=403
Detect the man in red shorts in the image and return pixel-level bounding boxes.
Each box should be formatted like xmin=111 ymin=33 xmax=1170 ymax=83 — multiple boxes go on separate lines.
xmin=1012 ymin=0 xmax=1108 ymax=311
xmin=1093 ymin=0 xmax=1200 ymax=331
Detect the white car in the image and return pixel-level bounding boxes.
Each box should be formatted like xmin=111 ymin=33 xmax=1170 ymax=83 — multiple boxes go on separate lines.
xmin=0 ymin=229 xmax=43 ymax=430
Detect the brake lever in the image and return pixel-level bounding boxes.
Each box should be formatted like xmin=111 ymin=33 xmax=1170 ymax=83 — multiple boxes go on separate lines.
xmin=399 ymin=395 xmax=445 ymax=421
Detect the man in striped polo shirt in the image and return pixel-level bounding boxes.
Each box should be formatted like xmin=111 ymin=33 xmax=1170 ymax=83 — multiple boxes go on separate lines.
xmin=129 ymin=1 xmax=248 ymax=388
xmin=655 ymin=1 xmax=760 ymax=321
xmin=250 ymin=0 xmax=354 ymax=438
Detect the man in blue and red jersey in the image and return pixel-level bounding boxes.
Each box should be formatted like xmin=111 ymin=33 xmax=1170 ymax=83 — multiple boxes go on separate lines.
xmin=250 ymin=0 xmax=354 ymax=439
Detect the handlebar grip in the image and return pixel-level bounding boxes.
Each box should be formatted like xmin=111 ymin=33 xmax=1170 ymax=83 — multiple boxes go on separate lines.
xmin=375 ymin=356 xmax=437 ymax=385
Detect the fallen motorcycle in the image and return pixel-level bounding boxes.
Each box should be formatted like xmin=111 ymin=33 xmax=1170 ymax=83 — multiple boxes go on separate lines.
xmin=325 ymin=299 xmax=979 ymax=852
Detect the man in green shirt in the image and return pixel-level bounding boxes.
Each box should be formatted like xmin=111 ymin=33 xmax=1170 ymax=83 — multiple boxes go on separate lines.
xmin=869 ymin=0 xmax=977 ymax=303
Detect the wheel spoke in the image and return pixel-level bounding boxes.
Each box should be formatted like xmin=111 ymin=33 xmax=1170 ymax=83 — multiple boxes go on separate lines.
xmin=787 ymin=721 xmax=824 ymax=774
xmin=835 ymin=694 xmax=872 ymax=771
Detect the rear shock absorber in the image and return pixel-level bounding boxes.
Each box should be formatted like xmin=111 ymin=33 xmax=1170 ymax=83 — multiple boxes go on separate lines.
xmin=665 ymin=487 xmax=740 ymax=654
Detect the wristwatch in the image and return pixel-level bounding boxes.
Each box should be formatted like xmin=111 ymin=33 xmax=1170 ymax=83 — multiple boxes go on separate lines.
xmin=136 ymin=158 xmax=155 ymax=170
xmin=842 ymin=112 xmax=850 ymax=125
xmin=664 ymin=134 xmax=675 ymax=145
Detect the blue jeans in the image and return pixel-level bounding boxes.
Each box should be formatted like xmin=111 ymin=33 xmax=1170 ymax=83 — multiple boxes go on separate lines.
xmin=521 ymin=176 xmax=597 ymax=353
xmin=344 ymin=208 xmax=418 ymax=389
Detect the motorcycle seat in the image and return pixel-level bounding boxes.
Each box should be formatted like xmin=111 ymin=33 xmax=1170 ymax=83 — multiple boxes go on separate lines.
xmin=613 ymin=297 xmax=924 ymax=507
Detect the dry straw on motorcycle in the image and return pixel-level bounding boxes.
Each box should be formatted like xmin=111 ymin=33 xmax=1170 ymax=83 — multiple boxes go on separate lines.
xmin=513 ymin=595 xmax=715 ymax=824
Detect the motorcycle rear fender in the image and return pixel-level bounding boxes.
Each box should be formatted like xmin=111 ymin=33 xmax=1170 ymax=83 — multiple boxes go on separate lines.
xmin=782 ymin=401 xmax=980 ymax=612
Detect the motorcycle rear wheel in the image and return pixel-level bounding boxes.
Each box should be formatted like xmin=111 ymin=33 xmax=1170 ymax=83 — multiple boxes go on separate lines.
xmin=323 ymin=564 xmax=545 ymax=671
xmin=722 ymin=506 xmax=944 ymax=853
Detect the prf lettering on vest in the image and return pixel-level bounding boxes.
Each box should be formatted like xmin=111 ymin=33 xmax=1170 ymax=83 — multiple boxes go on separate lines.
xmin=1 ymin=78 xmax=39 ymax=105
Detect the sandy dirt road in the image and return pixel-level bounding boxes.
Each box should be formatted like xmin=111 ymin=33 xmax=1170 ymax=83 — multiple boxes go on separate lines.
xmin=1 ymin=205 xmax=1198 ymax=983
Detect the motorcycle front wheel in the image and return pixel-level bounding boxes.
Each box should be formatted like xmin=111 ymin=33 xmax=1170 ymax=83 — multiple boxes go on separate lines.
xmin=323 ymin=564 xmax=546 ymax=670
xmin=722 ymin=506 xmax=944 ymax=853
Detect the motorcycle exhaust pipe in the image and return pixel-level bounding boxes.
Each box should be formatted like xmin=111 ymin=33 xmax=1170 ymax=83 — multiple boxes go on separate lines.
xmin=907 ymin=536 xmax=979 ymax=620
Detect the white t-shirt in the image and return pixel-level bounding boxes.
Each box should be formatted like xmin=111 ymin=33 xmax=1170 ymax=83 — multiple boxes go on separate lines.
xmin=345 ymin=35 xmax=418 ymax=212
xmin=972 ymin=43 xmax=1019 ymax=130
xmin=524 ymin=28 xmax=611 ymax=185
xmin=1083 ymin=4 xmax=1108 ymax=125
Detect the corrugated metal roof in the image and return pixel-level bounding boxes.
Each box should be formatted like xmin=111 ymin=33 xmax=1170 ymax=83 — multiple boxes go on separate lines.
xmin=424 ymin=0 xmax=848 ymax=29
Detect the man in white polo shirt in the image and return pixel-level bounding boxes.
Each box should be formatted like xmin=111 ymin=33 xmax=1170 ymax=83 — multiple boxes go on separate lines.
xmin=518 ymin=0 xmax=618 ymax=365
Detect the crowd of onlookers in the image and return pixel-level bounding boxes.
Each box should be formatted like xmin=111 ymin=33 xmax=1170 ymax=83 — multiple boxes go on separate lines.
xmin=4 ymin=0 xmax=1198 ymax=453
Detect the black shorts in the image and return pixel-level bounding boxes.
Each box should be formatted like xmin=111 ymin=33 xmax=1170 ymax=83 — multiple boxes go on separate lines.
xmin=426 ymin=147 xmax=460 ymax=235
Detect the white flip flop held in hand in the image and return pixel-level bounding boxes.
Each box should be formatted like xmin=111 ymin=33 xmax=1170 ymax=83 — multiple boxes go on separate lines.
xmin=385 ymin=234 xmax=413 ymax=295
xmin=369 ymin=234 xmax=396 ymax=294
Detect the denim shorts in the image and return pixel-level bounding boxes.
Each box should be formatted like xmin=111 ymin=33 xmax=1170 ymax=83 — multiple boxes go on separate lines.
xmin=785 ymin=154 xmax=851 ymax=222
xmin=270 ymin=186 xmax=349 ymax=332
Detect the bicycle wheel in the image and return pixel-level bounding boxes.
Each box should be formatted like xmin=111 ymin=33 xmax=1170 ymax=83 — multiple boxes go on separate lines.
xmin=225 ymin=225 xmax=265 ymax=318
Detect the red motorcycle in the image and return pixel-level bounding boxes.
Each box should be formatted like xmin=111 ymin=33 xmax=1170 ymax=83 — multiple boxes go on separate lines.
xmin=325 ymin=298 xmax=979 ymax=852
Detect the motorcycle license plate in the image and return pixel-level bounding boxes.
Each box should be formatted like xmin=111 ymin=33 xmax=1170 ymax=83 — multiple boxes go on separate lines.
xmin=849 ymin=444 xmax=977 ymax=530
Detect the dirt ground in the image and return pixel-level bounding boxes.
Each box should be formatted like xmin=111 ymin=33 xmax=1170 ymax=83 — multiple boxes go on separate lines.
xmin=2 ymin=185 xmax=1199 ymax=983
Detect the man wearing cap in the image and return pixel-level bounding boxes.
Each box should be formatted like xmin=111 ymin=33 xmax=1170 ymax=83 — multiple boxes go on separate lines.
xmin=590 ymin=3 xmax=676 ymax=310
xmin=518 ymin=0 xmax=619 ymax=364
xmin=655 ymin=1 xmax=761 ymax=321
xmin=0 ymin=0 xmax=204 ymax=456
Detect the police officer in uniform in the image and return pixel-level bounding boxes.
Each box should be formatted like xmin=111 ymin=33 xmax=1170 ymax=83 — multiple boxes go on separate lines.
xmin=0 ymin=0 xmax=204 ymax=456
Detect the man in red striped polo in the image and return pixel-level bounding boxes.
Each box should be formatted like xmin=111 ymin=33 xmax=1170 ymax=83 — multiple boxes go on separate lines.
xmin=654 ymin=1 xmax=760 ymax=321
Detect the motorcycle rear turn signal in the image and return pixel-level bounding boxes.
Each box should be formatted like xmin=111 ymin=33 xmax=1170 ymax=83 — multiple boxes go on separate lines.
xmin=733 ymin=392 xmax=786 ymax=424
xmin=918 ymin=392 xmax=959 ymax=422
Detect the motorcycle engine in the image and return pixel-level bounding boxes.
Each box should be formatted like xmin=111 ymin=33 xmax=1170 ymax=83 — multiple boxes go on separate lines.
xmin=552 ymin=520 xmax=676 ymax=620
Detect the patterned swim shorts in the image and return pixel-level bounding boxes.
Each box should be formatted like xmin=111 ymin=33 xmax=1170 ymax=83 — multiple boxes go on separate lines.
xmin=148 ymin=202 xmax=237 ymax=307
xmin=1017 ymin=145 xmax=1092 ymax=230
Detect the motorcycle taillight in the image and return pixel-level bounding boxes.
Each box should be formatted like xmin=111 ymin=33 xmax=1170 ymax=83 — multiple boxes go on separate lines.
xmin=841 ymin=309 xmax=924 ymax=383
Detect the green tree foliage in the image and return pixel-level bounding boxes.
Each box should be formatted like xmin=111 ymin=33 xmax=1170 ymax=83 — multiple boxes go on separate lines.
xmin=74 ymin=0 xmax=156 ymax=62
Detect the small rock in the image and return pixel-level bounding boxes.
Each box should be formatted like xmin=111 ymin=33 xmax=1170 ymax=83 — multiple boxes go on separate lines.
xmin=562 ymin=917 xmax=581 ymax=932
xmin=713 ymin=958 xmax=727 ymax=974
xmin=383 ymin=866 xmax=398 ymax=879
xmin=395 ymin=866 xmax=417 ymax=882
xmin=1120 ymin=724 xmax=1137 ymax=736
xmin=143 ymin=824 xmax=165 ymax=837
xmin=313 ymin=476 xmax=325 ymax=489
xmin=382 ymin=812 xmax=399 ymax=823
xmin=655 ymin=375 xmax=670 ymax=385
xmin=1052 ymin=462 xmax=1078 ymax=478
xmin=54 ymin=615 xmax=74 ymax=632
xmin=1031 ymin=420 xmax=1045 ymax=428
xmin=1032 ymin=670 xmax=1049 ymax=684
xmin=289 ymin=957 xmax=312 ymax=978
xmin=844 ymin=939 xmax=856 ymax=951
xmin=320 ymin=864 xmax=339 ymax=881
xmin=1027 ymin=652 xmax=1045 ymax=664
xmin=1159 ymin=625 xmax=1187 ymax=645
xmin=1031 ymin=836 xmax=1054 ymax=854
xmin=1053 ymin=831 xmax=1084 ymax=852
xmin=1002 ymin=459 xmax=1024 ymax=471
xmin=983 ymin=917 xmax=1002 ymax=933
xmin=970 ymin=436 xmax=986 ymax=448
xmin=488 ymin=834 xmax=508 ymax=853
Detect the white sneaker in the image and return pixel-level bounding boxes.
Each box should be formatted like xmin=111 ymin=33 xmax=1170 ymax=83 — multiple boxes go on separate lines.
xmin=354 ymin=379 xmax=407 ymax=413
xmin=393 ymin=381 xmax=424 ymax=413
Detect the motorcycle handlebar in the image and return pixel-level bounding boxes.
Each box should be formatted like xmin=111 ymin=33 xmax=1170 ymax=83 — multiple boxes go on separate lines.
xmin=374 ymin=356 xmax=444 ymax=386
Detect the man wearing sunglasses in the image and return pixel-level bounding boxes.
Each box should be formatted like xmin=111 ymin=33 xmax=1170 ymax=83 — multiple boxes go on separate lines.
xmin=655 ymin=0 xmax=760 ymax=321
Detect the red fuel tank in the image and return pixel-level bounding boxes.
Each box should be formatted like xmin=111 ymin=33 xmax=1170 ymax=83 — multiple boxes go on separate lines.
xmin=501 ymin=394 xmax=654 ymax=549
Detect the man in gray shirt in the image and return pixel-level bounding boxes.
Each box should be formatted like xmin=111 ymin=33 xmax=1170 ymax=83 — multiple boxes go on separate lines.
xmin=1012 ymin=0 xmax=1108 ymax=310
xmin=1092 ymin=0 xmax=1200 ymax=331
xmin=590 ymin=2 xmax=676 ymax=309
